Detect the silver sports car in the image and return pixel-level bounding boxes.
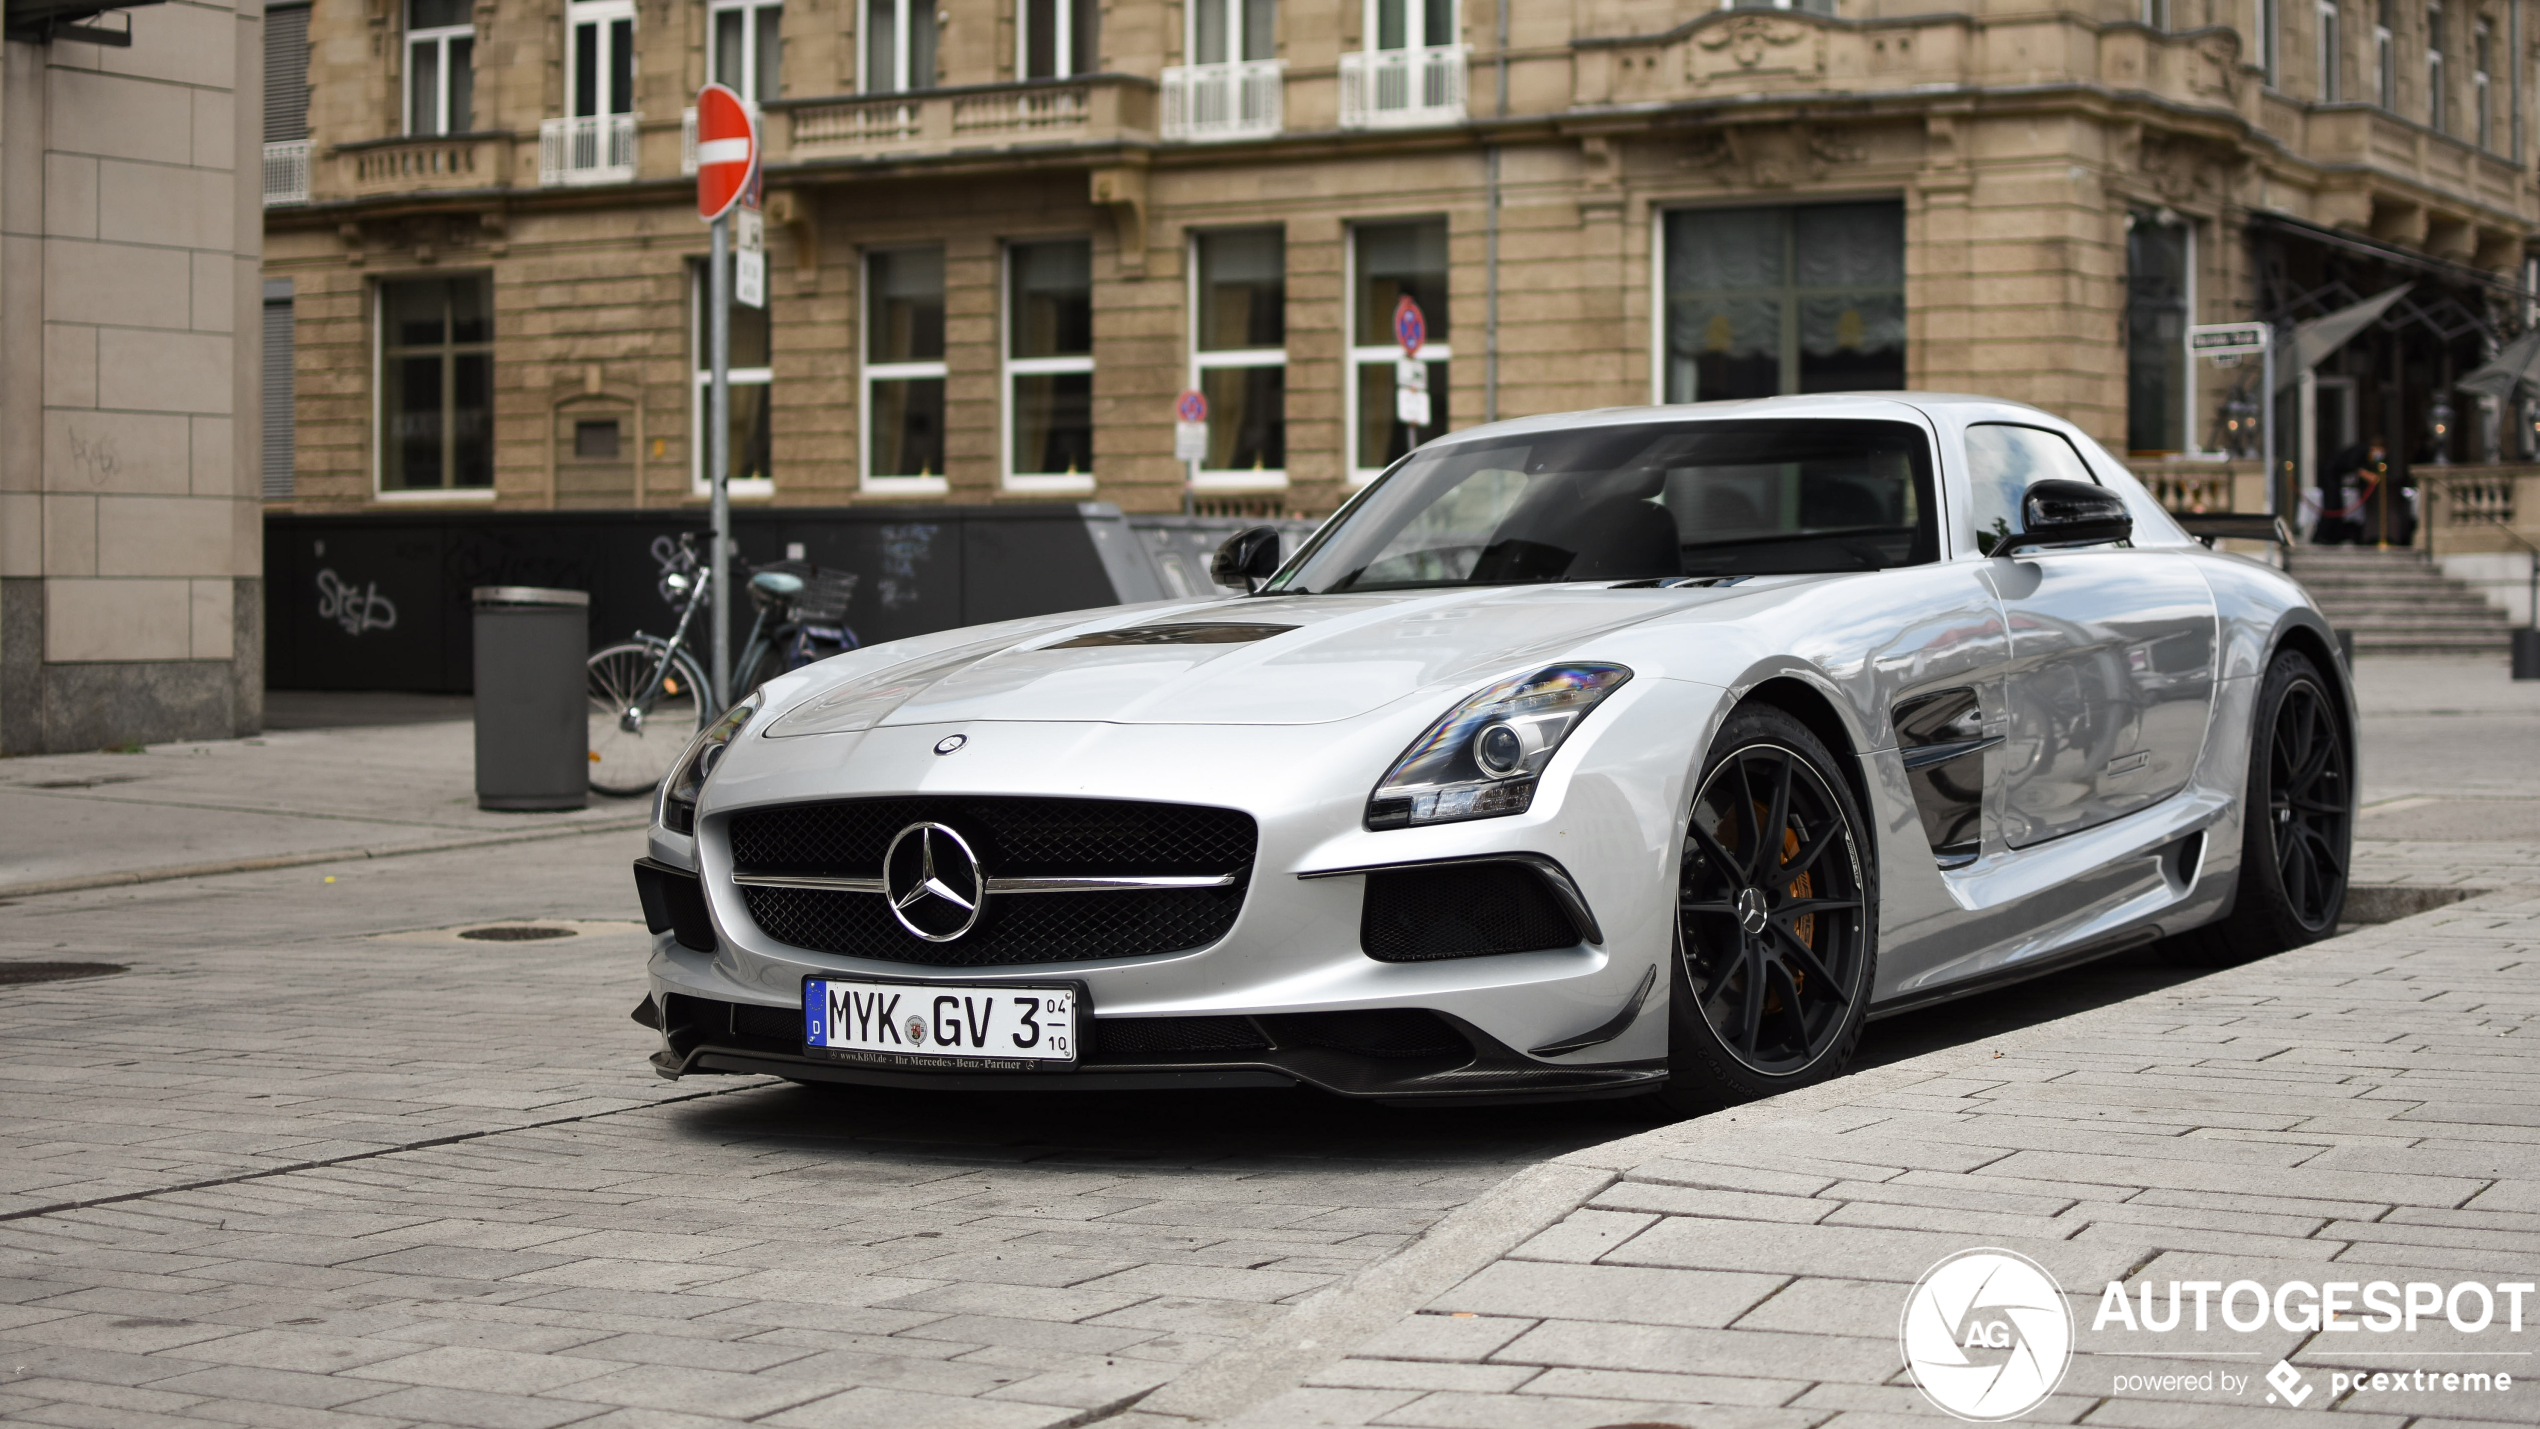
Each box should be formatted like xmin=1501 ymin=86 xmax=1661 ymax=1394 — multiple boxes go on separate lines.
xmin=631 ymin=393 xmax=2353 ymax=1110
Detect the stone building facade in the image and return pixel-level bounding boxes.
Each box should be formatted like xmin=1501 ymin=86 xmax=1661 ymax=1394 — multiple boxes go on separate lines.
xmin=258 ymin=0 xmax=2540 ymax=521
xmin=4 ymin=0 xmax=268 ymax=753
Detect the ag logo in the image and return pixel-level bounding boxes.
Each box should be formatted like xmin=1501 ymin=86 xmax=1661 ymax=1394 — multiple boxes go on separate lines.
xmin=1900 ymin=1248 xmax=2073 ymax=1421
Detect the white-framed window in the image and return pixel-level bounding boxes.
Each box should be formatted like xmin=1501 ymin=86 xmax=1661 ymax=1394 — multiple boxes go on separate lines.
xmin=692 ymin=262 xmax=773 ymax=496
xmin=1372 ymin=0 xmax=1448 ymax=51
xmin=406 ymin=0 xmax=473 ymax=135
xmin=1004 ymin=239 xmax=1095 ymax=491
xmin=1020 ymin=0 xmax=1097 ymax=78
xmin=2428 ymin=0 xmax=2446 ymax=129
xmin=711 ymin=0 xmax=782 ymax=102
xmin=540 ymin=0 xmax=636 ymax=183
xmin=2474 ymin=17 xmax=2493 ymax=146
xmin=1189 ymin=228 xmax=1285 ymax=489
xmin=1162 ymin=0 xmax=1281 ymax=139
xmin=864 ymin=0 xmax=935 ymax=91
xmin=1338 ymin=0 xmax=1467 ymax=127
xmin=1347 ymin=220 xmax=1448 ymax=485
xmin=2377 ymin=0 xmax=2396 ymax=103
xmin=1193 ymin=0 xmax=1274 ymax=65
xmin=2319 ymin=0 xmax=2340 ymax=98
xmin=377 ymin=274 xmax=495 ymax=497
xmin=572 ymin=0 xmax=634 ymax=122
xmin=1656 ymin=202 xmax=1907 ymax=405
xmin=863 ymin=247 xmax=948 ymax=493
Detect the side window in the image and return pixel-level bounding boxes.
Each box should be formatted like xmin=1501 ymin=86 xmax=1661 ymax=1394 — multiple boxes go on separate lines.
xmin=1965 ymin=423 xmax=2099 ymax=554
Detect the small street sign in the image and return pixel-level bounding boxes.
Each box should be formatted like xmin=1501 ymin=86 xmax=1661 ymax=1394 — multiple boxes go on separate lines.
xmin=1394 ymin=358 xmax=1431 ymax=428
xmin=694 ymin=84 xmax=757 ymax=223
xmin=1175 ymin=389 xmax=1209 ymax=463
xmin=1393 ymin=295 xmax=1427 ymax=356
xmin=2189 ymin=322 xmax=2270 ymax=357
xmin=735 ymin=249 xmax=765 ymax=308
xmin=735 ymin=206 xmax=764 ymax=252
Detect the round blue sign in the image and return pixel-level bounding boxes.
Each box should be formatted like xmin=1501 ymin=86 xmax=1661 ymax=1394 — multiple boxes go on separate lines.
xmin=1176 ymin=388 xmax=1209 ymax=423
xmin=1393 ymin=296 xmax=1427 ymax=355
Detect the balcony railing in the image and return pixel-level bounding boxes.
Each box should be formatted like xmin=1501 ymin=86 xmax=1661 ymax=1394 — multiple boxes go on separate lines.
xmin=1338 ymin=44 xmax=1469 ymax=128
xmin=1161 ymin=59 xmax=1283 ymax=140
xmin=538 ymin=114 xmax=638 ymax=186
xmin=782 ymin=76 xmax=1155 ymax=162
xmin=262 ymin=139 xmax=311 ymax=206
xmin=334 ymin=132 xmax=513 ymax=199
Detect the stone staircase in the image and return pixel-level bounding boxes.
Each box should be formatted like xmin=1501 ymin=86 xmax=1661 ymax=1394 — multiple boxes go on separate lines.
xmin=2285 ymin=546 xmax=2517 ymax=656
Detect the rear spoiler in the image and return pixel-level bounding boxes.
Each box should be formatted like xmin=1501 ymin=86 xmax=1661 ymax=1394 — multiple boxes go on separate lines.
xmin=2172 ymin=512 xmax=2292 ymax=549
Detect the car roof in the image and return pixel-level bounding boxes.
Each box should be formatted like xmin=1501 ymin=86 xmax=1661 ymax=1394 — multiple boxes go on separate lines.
xmin=1426 ymin=392 xmax=2067 ymax=445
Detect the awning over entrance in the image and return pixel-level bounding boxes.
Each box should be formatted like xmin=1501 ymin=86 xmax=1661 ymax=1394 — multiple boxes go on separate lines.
xmin=2273 ymin=284 xmax=2415 ymax=393
xmin=2458 ymin=331 xmax=2540 ymax=400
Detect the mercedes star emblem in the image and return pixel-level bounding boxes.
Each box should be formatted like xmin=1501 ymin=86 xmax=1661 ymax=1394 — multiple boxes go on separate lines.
xmin=883 ymin=821 xmax=986 ymax=942
xmin=934 ymin=734 xmax=967 ymax=755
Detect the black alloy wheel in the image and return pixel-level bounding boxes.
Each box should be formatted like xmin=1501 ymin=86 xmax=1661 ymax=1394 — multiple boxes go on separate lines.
xmin=1658 ymin=704 xmax=1877 ymax=1110
xmin=2164 ymin=649 xmax=2351 ymax=965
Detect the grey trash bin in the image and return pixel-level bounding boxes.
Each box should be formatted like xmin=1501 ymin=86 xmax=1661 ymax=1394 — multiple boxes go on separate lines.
xmin=472 ymin=586 xmax=590 ymax=811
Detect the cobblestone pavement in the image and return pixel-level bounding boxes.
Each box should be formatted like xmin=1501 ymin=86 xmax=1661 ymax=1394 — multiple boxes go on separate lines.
xmin=1206 ymin=911 xmax=2540 ymax=1424
xmin=0 ymin=831 xmax=1656 ymax=1428
xmin=4 ymin=658 xmax=2537 ymax=1428
xmin=0 ymin=722 xmax=646 ymax=898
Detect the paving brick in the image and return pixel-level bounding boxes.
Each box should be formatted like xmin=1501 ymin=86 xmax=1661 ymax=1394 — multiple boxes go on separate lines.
xmin=1369 ymin=1386 xmax=1818 ymax=1429
xmin=1428 ymin=1260 xmax=1784 ymax=1330
xmin=1489 ymin=1319 xmax=1898 ymax=1383
xmin=763 ymin=1383 xmax=1080 ymax=1428
xmin=332 ymin=1383 xmax=606 ymax=1429
xmin=1305 ymin=1358 xmax=1539 ymax=1394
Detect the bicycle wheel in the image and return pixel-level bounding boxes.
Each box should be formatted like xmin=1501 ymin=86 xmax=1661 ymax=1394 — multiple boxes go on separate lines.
xmin=587 ymin=642 xmax=709 ymax=798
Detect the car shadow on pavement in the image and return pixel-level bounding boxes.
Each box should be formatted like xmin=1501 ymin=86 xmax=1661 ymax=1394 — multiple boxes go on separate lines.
xmin=1854 ymin=940 xmax=2213 ymax=1069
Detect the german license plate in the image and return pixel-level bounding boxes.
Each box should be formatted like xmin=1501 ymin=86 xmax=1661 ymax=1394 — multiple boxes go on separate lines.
xmin=802 ymin=976 xmax=1078 ymax=1069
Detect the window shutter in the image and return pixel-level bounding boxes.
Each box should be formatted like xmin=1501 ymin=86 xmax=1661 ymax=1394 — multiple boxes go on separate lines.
xmin=265 ymin=3 xmax=312 ymax=142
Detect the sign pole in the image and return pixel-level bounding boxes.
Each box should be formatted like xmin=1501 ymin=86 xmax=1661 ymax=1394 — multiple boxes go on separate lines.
xmin=694 ymin=81 xmax=753 ymax=710
xmin=709 ymin=211 xmax=732 ymax=709
xmin=2261 ymin=329 xmax=2277 ymax=520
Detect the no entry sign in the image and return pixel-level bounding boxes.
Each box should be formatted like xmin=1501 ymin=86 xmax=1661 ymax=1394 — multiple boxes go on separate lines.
xmin=694 ymin=84 xmax=757 ymax=222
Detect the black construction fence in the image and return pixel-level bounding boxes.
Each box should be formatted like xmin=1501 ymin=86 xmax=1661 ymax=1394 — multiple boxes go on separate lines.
xmin=266 ymin=503 xmax=1318 ymax=693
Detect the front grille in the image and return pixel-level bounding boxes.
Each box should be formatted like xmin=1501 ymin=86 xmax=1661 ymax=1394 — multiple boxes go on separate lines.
xmin=728 ymin=796 xmax=1257 ymax=967
xmin=1362 ymin=862 xmax=1582 ymax=962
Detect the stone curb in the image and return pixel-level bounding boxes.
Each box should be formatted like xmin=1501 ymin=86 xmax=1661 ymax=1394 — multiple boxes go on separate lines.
xmin=0 ymin=816 xmax=654 ymax=900
xmin=1148 ymin=884 xmax=2540 ymax=1427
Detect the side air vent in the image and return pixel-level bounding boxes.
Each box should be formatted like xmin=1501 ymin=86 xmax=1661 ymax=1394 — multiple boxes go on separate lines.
xmin=1892 ymin=687 xmax=1997 ymax=867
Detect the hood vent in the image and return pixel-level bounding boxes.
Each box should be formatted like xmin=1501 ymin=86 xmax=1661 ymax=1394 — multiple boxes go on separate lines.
xmin=1048 ymin=623 xmax=1295 ymax=648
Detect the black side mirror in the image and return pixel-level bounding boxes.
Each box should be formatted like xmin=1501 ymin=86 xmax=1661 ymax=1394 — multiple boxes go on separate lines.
xmin=1210 ymin=526 xmax=1284 ymax=592
xmin=2013 ymin=479 xmax=2132 ymax=553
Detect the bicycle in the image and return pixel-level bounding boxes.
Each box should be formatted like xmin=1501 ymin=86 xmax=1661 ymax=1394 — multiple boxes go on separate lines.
xmin=585 ymin=535 xmax=861 ymax=797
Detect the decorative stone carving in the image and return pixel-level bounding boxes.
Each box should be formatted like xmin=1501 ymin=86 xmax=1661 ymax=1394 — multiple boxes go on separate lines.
xmin=1689 ymin=14 xmax=1823 ymax=80
xmin=1697 ymin=14 xmax=1808 ymax=68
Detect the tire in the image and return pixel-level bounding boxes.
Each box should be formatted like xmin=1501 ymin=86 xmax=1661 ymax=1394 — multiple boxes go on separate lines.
xmin=587 ymin=641 xmax=710 ymax=798
xmin=1652 ymin=704 xmax=1879 ymax=1115
xmin=2162 ymin=648 xmax=2352 ymax=966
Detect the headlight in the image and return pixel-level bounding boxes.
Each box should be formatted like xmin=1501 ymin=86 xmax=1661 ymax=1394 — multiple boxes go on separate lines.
xmin=1366 ymin=664 xmax=1632 ymax=830
xmin=656 ymin=692 xmax=762 ymax=836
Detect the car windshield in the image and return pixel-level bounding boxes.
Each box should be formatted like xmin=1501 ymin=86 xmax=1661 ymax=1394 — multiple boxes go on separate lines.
xmin=1273 ymin=418 xmax=1939 ymax=593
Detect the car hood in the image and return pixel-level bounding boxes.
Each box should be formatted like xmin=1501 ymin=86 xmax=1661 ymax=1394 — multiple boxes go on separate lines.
xmin=763 ymin=586 xmax=1696 ymax=733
